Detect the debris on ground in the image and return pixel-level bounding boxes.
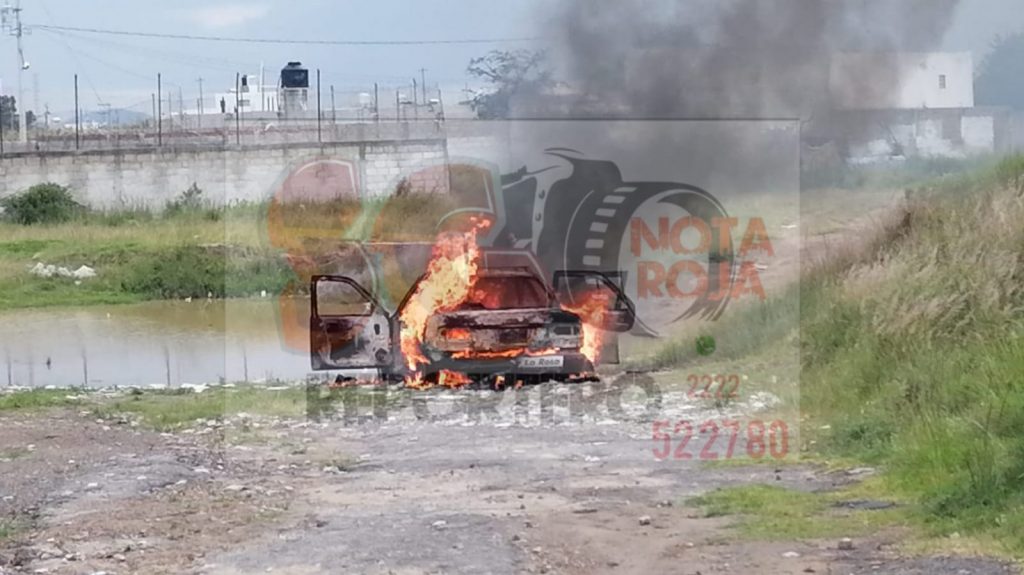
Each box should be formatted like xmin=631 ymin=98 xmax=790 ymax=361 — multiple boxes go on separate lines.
xmin=29 ymin=263 xmax=97 ymax=280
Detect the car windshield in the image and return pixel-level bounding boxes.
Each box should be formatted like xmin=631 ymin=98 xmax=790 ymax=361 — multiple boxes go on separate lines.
xmin=460 ymin=276 xmax=549 ymax=310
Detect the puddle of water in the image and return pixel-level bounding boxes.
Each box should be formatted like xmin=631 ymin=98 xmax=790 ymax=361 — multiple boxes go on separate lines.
xmin=0 ymin=298 xmax=656 ymax=390
xmin=0 ymin=299 xmax=319 ymax=388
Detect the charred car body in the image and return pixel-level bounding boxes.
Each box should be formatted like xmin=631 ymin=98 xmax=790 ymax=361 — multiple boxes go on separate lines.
xmin=309 ymin=250 xmax=636 ymax=384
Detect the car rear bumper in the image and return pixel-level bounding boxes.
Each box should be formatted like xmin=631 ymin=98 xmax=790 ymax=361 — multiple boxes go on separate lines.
xmin=425 ymin=351 xmax=593 ymax=376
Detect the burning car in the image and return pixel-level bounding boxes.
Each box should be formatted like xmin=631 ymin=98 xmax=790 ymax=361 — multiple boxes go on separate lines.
xmin=309 ymin=222 xmax=635 ymax=387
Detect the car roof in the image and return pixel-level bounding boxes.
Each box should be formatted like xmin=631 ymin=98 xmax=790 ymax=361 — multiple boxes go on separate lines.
xmin=475 ymin=266 xmax=543 ymax=279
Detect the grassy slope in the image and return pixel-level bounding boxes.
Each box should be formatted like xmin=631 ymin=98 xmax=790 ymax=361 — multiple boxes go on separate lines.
xmin=646 ymin=156 xmax=1024 ymax=557
xmin=798 ymin=160 xmax=1024 ymax=554
xmin=0 ymin=197 xmax=452 ymax=310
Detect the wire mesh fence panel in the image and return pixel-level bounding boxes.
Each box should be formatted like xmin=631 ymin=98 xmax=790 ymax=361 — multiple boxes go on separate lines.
xmin=0 ymin=76 xmax=453 ymax=155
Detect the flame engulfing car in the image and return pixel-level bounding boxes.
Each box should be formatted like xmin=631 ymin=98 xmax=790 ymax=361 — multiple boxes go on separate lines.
xmin=309 ymin=243 xmax=635 ymax=387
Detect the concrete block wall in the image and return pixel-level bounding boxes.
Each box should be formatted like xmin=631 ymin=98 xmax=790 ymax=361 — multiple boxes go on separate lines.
xmin=0 ymin=137 xmax=451 ymax=209
xmin=362 ymin=141 xmax=448 ymax=197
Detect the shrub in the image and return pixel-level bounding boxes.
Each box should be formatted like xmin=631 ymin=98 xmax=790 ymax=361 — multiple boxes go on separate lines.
xmin=119 ymin=246 xmax=226 ymax=299
xmin=163 ymin=183 xmax=225 ymax=222
xmin=0 ymin=183 xmax=82 ymax=225
xmin=165 ymin=182 xmax=207 ymax=215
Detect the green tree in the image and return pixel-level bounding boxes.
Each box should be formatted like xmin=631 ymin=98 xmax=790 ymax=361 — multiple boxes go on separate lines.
xmin=466 ymin=50 xmax=551 ymax=119
xmin=976 ymin=33 xmax=1024 ymax=110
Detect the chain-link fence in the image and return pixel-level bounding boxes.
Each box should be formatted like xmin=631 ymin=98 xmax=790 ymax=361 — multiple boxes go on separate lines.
xmin=0 ymin=76 xmax=458 ymax=155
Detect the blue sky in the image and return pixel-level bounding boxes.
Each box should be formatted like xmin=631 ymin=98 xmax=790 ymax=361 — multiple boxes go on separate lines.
xmin=0 ymin=0 xmax=1020 ymax=115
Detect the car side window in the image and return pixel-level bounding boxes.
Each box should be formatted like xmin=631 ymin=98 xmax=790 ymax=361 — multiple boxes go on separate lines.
xmin=316 ymin=280 xmax=373 ymax=316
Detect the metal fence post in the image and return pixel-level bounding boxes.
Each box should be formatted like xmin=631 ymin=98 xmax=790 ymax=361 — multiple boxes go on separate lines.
xmin=74 ymin=74 xmax=80 ymax=150
xmin=157 ymin=73 xmax=163 ymax=147
xmin=235 ymin=72 xmax=241 ymax=146
xmin=317 ymin=69 xmax=322 ymax=144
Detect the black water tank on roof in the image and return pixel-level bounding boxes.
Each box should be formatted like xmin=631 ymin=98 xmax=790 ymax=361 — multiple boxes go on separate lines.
xmin=281 ymin=62 xmax=309 ymax=89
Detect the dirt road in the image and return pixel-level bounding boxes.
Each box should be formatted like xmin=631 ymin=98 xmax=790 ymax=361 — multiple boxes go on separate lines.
xmin=0 ymin=385 xmax=1016 ymax=575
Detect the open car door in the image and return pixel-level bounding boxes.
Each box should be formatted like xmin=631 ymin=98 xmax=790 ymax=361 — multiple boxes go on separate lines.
xmin=553 ymin=271 xmax=636 ymax=364
xmin=309 ymin=275 xmax=394 ymax=371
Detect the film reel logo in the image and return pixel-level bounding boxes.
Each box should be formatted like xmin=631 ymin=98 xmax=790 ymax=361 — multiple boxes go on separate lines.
xmin=500 ymin=150 xmax=770 ymax=338
xmin=266 ymin=150 xmax=770 ymax=353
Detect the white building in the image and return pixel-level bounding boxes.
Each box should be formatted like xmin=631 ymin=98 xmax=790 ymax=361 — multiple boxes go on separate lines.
xmin=830 ymin=52 xmax=975 ymax=110
xmin=212 ymin=72 xmax=279 ymax=116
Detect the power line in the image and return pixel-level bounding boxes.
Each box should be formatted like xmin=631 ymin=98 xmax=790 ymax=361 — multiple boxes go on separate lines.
xmin=37 ymin=28 xmax=249 ymax=73
xmin=37 ymin=0 xmax=105 ymax=105
xmin=30 ymin=24 xmax=539 ymax=46
xmin=40 ymin=28 xmax=482 ymax=92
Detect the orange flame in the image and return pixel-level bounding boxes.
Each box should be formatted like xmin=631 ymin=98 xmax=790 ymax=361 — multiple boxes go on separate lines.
xmin=451 ymin=347 xmax=560 ymax=360
xmin=561 ymin=290 xmax=612 ymax=365
xmin=399 ymin=218 xmax=491 ymax=380
xmin=397 ymin=217 xmax=613 ymax=388
xmin=437 ymin=370 xmax=474 ymax=388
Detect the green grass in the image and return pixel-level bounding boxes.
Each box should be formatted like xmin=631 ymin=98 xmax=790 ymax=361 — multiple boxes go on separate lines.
xmin=0 ymin=447 xmax=30 ymax=460
xmin=0 ymin=389 xmax=83 ymax=411
xmin=0 ymin=520 xmax=20 ymax=541
xmin=89 ymin=385 xmax=399 ymax=432
xmin=649 ymin=154 xmax=1024 ymax=557
xmin=805 ymin=159 xmax=1024 ymax=554
xmin=0 ymin=196 xmax=454 ymax=310
xmin=634 ymin=287 xmax=802 ymax=372
xmin=690 ymin=483 xmax=909 ymax=541
xmin=92 ymin=387 xmax=312 ymax=431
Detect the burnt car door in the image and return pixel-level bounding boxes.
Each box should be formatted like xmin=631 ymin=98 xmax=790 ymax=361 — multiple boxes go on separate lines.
xmin=552 ymin=271 xmax=636 ymax=364
xmin=309 ymin=275 xmax=394 ymax=371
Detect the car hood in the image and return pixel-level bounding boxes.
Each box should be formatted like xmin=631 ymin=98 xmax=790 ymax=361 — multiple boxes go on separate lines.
xmin=432 ymin=308 xmax=580 ymax=329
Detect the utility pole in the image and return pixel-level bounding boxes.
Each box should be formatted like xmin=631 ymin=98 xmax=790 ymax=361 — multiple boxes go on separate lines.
xmin=74 ymin=74 xmax=79 ymax=150
xmin=420 ymin=68 xmax=427 ymax=104
xmin=411 ymin=78 xmax=419 ymax=120
xmin=157 ymin=73 xmax=162 ymax=146
xmin=316 ymin=69 xmax=322 ymax=143
xmin=99 ymin=102 xmax=111 ymax=127
xmin=0 ymin=85 xmax=5 ymax=156
xmin=1 ymin=0 xmax=30 ymax=143
xmin=330 ymin=84 xmax=336 ymax=125
xmin=234 ymin=72 xmax=240 ymax=146
xmin=374 ymin=82 xmax=379 ymax=123
xmin=31 ymin=71 xmax=37 ymax=133
xmin=197 ymin=77 xmax=204 ymax=129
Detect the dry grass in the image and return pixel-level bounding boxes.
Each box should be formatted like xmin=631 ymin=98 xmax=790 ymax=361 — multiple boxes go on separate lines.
xmin=798 ymin=160 xmax=1024 ymax=555
xmin=645 ymin=155 xmax=1024 ymax=555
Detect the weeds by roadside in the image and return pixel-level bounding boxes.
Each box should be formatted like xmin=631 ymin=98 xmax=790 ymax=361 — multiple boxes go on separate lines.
xmin=0 ymin=389 xmax=83 ymax=411
xmin=0 ymin=520 xmax=20 ymax=542
xmin=690 ymin=483 xmax=908 ymax=542
xmin=648 ymin=154 xmax=1024 ymax=557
